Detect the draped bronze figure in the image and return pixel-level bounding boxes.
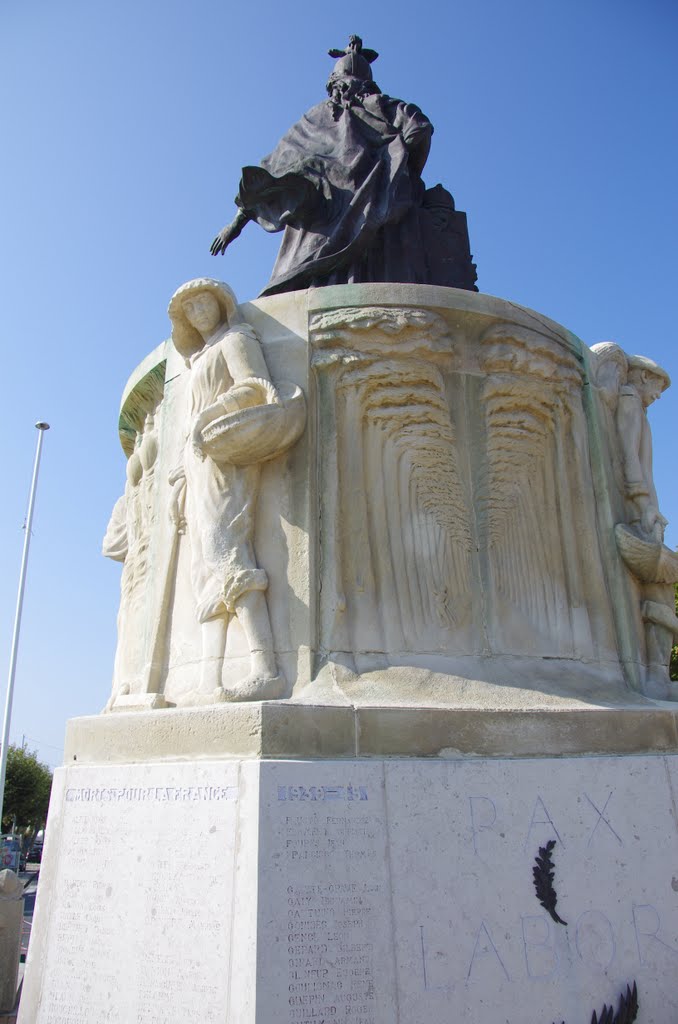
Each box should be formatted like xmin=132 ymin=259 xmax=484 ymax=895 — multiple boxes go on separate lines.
xmin=211 ymin=36 xmax=477 ymax=294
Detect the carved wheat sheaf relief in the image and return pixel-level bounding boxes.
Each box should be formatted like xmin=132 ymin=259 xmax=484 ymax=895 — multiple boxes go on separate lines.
xmin=480 ymin=376 xmax=562 ymax=633
xmin=343 ymin=359 xmax=470 ymax=639
xmin=311 ymin=307 xmax=470 ymax=651
xmin=478 ymin=323 xmax=583 ymax=644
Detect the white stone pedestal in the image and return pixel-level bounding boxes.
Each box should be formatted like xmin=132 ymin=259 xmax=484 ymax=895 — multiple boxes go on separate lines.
xmin=20 ymin=731 xmax=678 ymax=1023
xmin=0 ymin=871 xmax=23 ymax=1014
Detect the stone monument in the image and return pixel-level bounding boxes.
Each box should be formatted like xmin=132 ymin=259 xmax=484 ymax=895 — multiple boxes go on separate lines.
xmin=0 ymin=870 xmax=23 ymax=1015
xmin=20 ymin=37 xmax=678 ymax=1024
xmin=210 ymin=34 xmax=478 ymax=294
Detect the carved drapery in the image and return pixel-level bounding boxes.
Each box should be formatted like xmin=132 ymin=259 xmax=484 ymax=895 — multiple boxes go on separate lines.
xmin=104 ymin=290 xmax=309 ymax=710
xmin=590 ymin=343 xmax=678 ymax=698
xmin=104 ymin=401 xmax=162 ymax=701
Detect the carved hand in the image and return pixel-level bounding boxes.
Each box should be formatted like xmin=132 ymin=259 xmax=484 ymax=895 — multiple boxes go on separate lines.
xmin=641 ymin=504 xmax=668 ymax=543
xmin=220 ymin=383 xmax=267 ymax=414
xmin=190 ymin=416 xmax=208 ymax=458
xmin=190 ymin=403 xmax=225 ymax=457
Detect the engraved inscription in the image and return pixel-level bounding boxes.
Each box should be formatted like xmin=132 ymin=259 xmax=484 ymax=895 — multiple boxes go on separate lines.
xmin=278 ymin=785 xmax=368 ymax=803
xmin=263 ymin=772 xmax=390 ymax=1024
xmin=36 ymin=764 xmax=238 ymax=1024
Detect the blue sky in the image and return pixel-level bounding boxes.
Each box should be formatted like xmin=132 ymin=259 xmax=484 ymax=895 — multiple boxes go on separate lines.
xmin=0 ymin=0 xmax=676 ymax=768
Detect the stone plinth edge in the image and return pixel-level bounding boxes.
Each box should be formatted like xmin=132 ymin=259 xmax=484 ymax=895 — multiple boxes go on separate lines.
xmin=64 ymin=702 xmax=678 ymax=765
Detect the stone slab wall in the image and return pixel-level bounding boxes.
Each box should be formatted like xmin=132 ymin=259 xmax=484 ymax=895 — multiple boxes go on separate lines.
xmin=20 ymin=754 xmax=678 ymax=1023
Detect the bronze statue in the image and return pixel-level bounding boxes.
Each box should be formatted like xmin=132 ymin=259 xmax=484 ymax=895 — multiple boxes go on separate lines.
xmin=211 ymin=36 xmax=477 ymax=295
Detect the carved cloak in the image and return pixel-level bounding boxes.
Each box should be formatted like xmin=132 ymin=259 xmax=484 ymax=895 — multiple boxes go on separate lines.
xmin=235 ymin=93 xmax=434 ymax=296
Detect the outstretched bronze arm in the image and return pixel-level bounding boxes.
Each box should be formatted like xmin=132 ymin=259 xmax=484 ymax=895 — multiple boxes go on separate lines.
xmin=210 ymin=208 xmax=251 ymax=256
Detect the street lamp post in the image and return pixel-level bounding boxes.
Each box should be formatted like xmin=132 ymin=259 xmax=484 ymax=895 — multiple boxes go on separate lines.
xmin=0 ymin=422 xmax=50 ymax=830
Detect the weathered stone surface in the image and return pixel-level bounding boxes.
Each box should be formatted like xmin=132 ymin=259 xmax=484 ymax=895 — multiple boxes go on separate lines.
xmin=590 ymin=343 xmax=678 ymax=699
xmin=65 ymin=703 xmax=358 ymax=763
xmin=20 ymin=763 xmax=240 ymax=1024
xmin=63 ymin=700 xmax=678 ymax=763
xmin=101 ymin=283 xmax=675 ymax=713
xmin=104 ymin=279 xmax=307 ymax=710
xmin=0 ymin=870 xmax=23 ymax=1014
xmin=20 ymin=755 xmax=678 ymax=1023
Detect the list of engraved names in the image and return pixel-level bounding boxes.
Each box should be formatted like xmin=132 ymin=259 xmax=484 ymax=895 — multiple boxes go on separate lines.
xmin=275 ymin=783 xmax=386 ymax=1024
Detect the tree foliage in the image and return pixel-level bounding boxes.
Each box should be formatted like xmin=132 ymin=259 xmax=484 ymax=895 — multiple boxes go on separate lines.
xmin=2 ymin=745 xmax=52 ymax=832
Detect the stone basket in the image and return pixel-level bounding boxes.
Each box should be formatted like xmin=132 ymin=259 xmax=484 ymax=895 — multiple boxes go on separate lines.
xmin=200 ymin=381 xmax=306 ymax=466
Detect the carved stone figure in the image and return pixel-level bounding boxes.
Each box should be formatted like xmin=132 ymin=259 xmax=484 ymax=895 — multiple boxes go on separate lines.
xmin=591 ymin=342 xmax=629 ymax=502
xmin=617 ymin=356 xmax=670 ymax=543
xmin=591 ymin=342 xmax=628 ymax=412
xmin=168 ymin=278 xmax=305 ymax=704
xmin=0 ymin=868 xmax=22 ymax=1014
xmin=103 ymin=411 xmax=159 ymax=707
xmin=210 ymin=35 xmax=477 ymax=294
xmin=609 ymin=352 xmax=678 ymax=697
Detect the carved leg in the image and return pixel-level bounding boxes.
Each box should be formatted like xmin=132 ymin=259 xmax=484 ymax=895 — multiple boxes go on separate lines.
xmin=198 ymin=616 xmax=228 ymax=696
xmin=235 ymin=591 xmax=276 ymax=675
xmin=221 ymin=591 xmax=288 ymax=701
xmin=643 ymin=622 xmax=674 ymax=699
xmin=642 ymin=596 xmax=678 ymax=701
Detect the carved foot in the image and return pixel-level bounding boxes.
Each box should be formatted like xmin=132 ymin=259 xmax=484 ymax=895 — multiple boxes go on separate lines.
xmin=642 ymin=668 xmax=678 ymax=703
xmin=221 ymin=674 xmax=288 ymax=702
xmin=175 ymin=673 xmax=289 ymax=707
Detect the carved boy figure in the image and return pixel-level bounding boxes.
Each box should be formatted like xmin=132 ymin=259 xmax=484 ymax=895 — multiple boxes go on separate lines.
xmin=168 ymin=278 xmax=304 ymax=704
xmin=616 ymin=354 xmax=670 ymax=543
xmin=591 ymin=341 xmax=628 ymax=413
xmin=610 ymin=352 xmax=678 ymax=697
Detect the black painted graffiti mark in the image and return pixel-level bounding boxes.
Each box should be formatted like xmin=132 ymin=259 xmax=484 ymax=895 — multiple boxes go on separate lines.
xmin=533 ymin=839 xmax=567 ymax=926
xmin=590 ymin=981 xmax=638 ymax=1024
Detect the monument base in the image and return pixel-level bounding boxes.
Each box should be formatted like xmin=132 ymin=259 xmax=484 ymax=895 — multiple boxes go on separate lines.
xmin=20 ymin=721 xmax=678 ymax=1023
xmin=65 ymin=697 xmax=678 ymax=763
